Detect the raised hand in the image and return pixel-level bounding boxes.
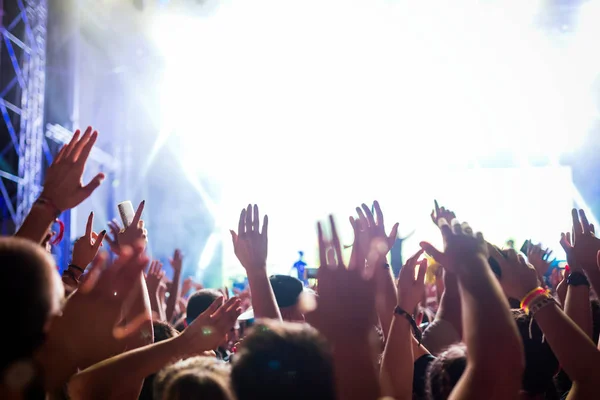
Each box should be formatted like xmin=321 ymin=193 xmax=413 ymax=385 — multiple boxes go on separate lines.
xmin=180 ymin=296 xmax=242 ymax=351
xmin=488 ymin=245 xmax=539 ymax=300
xmin=145 ymin=260 xmax=165 ymax=298
xmin=430 ymin=200 xmax=456 ymax=227
xmin=117 ymin=201 xmax=147 ymax=249
xmin=104 ymin=219 xmax=122 ymax=254
xmin=169 ymin=249 xmax=183 ymax=274
xmin=350 ymin=201 xmax=399 ymax=261
xmin=230 ymin=204 xmax=268 ymax=272
xmin=397 ymin=249 xmax=427 ymax=311
xmin=527 ymin=242 xmax=555 ymax=279
xmin=40 ymin=127 xmax=105 ymax=212
xmin=181 ymin=277 xmax=203 ymax=297
xmin=419 ymin=217 xmax=488 ymax=274
xmin=559 ymin=232 xmax=578 ymax=271
xmin=72 ymin=211 xmax=107 ymax=269
xmin=46 ymin=243 xmax=150 ymax=369
xmin=314 ymin=215 xmax=376 ymax=340
xmin=569 ymin=209 xmax=600 ymax=270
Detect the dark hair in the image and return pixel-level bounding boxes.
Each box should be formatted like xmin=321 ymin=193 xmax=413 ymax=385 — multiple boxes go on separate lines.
xmin=153 ymin=321 xmax=179 ymax=342
xmin=154 ymin=356 xmax=230 ymax=400
xmin=163 ymin=370 xmax=234 ymax=400
xmin=186 ymin=289 xmax=222 ymax=324
xmin=269 ymin=275 xmax=303 ymax=308
xmin=231 ymin=320 xmax=335 ymax=400
xmin=512 ymin=309 xmax=558 ymax=395
xmin=0 ymin=237 xmax=58 ymax=375
xmin=139 ymin=321 xmax=181 ymax=400
xmin=426 ymin=344 xmax=467 ymax=400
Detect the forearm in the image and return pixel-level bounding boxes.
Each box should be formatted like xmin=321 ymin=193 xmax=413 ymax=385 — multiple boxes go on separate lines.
xmin=534 ymin=302 xmax=600 ymax=384
xmin=15 ymin=204 xmax=56 ymax=243
xmin=458 ymin=256 xmax=523 ymax=374
xmin=165 ymin=269 xmax=182 ymax=321
xmin=435 ymin=271 xmax=462 ymax=337
xmin=68 ymin=337 xmax=187 ymax=399
xmin=123 ymin=274 xmax=154 ymax=348
xmin=564 ymin=285 xmax=592 ymax=339
xmin=380 ymin=314 xmax=414 ymax=400
xmin=149 ymin=292 xmax=166 ymax=322
xmin=583 ymin=266 xmax=600 ymax=299
xmin=247 ymin=270 xmax=282 ymax=320
xmin=333 ymin=339 xmax=380 ymax=400
xmin=375 ymin=263 xmax=398 ymax=341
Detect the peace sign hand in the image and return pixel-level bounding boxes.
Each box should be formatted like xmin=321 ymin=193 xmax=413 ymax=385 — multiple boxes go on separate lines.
xmin=72 ymin=211 xmax=106 ymax=269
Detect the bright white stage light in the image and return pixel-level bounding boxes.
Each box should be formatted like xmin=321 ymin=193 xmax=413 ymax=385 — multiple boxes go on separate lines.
xmin=147 ymin=0 xmax=597 ymax=276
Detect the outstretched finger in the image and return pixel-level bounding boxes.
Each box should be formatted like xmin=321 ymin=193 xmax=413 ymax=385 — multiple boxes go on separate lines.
xmin=131 ymin=200 xmax=146 ymax=229
xmin=373 ymin=200 xmax=384 ymax=227
xmin=238 ymin=208 xmax=245 ymax=236
xmin=75 ymin=130 xmax=98 ymax=166
xmin=572 ymin=209 xmax=582 ymax=241
xmin=356 ymin=207 xmax=368 ymax=229
xmin=388 ymin=222 xmax=399 ymax=248
xmin=70 ymin=127 xmax=92 ymax=162
xmin=417 ymin=258 xmax=428 ymax=284
xmin=85 ymin=211 xmax=94 ymax=238
xmin=261 ymin=214 xmax=268 ymax=237
xmin=201 ymin=297 xmax=224 ymax=319
xmin=245 ymin=204 xmax=252 ymax=233
xmin=63 ymin=129 xmax=81 ymax=159
xmin=329 ymin=215 xmax=343 ymax=267
xmin=253 ymin=204 xmax=260 ymax=233
xmin=579 ymin=209 xmax=591 ymax=235
xmin=361 ymin=203 xmax=376 ymax=228
xmin=317 ymin=222 xmax=327 ymax=267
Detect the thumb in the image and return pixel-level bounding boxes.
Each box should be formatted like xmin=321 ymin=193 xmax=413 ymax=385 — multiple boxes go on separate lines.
xmin=388 ymin=222 xmax=399 ymax=248
xmin=419 ymin=241 xmax=443 ymax=262
xmin=114 ymin=313 xmax=152 ymax=341
xmin=80 ymin=173 xmax=105 ymax=201
xmin=230 ymin=230 xmax=238 ymax=245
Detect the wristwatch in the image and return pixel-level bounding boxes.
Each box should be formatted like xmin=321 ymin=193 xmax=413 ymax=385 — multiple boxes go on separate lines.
xmin=567 ymin=271 xmax=590 ymax=287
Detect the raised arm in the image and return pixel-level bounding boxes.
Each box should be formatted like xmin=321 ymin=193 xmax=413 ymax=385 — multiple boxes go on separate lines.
xmin=230 ymin=204 xmax=281 ymax=320
xmin=560 ymin=232 xmax=592 ymax=339
xmin=35 ymin=244 xmax=149 ymax=392
xmin=380 ymin=249 xmax=426 ymax=400
xmin=422 ymin=201 xmax=463 ymax=354
xmin=421 ymin=219 xmax=524 ymax=400
xmin=491 ymin=237 xmax=600 ymax=400
xmin=145 ymin=260 xmax=167 ymax=321
xmin=17 ymin=128 xmax=104 ymax=243
xmin=165 ymin=249 xmax=183 ymax=322
xmin=350 ymin=201 xmax=399 ymax=341
xmin=314 ymin=215 xmax=380 ymax=400
xmin=68 ymin=297 xmax=241 ymax=400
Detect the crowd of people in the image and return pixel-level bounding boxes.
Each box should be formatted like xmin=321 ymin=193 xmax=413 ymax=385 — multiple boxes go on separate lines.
xmin=3 ymin=127 xmax=600 ymax=400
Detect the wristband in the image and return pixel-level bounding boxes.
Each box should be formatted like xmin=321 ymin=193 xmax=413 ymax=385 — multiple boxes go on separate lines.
xmin=62 ymin=268 xmax=79 ymax=283
xmin=35 ymin=197 xmax=61 ymax=218
xmin=567 ymin=271 xmax=590 ymax=287
xmin=394 ymin=306 xmax=422 ymax=345
xmin=520 ymin=287 xmax=547 ymax=310
xmin=68 ymin=264 xmax=85 ymax=273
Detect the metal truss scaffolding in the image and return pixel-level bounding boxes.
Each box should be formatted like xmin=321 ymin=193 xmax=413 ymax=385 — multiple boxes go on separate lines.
xmin=0 ymin=0 xmax=47 ymax=234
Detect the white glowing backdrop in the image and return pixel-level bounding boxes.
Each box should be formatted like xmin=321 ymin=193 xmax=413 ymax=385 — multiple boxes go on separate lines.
xmin=145 ymin=0 xmax=600 ymax=278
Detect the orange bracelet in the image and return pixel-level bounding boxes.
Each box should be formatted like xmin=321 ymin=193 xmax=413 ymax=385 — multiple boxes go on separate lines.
xmin=520 ymin=287 xmax=547 ymax=310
